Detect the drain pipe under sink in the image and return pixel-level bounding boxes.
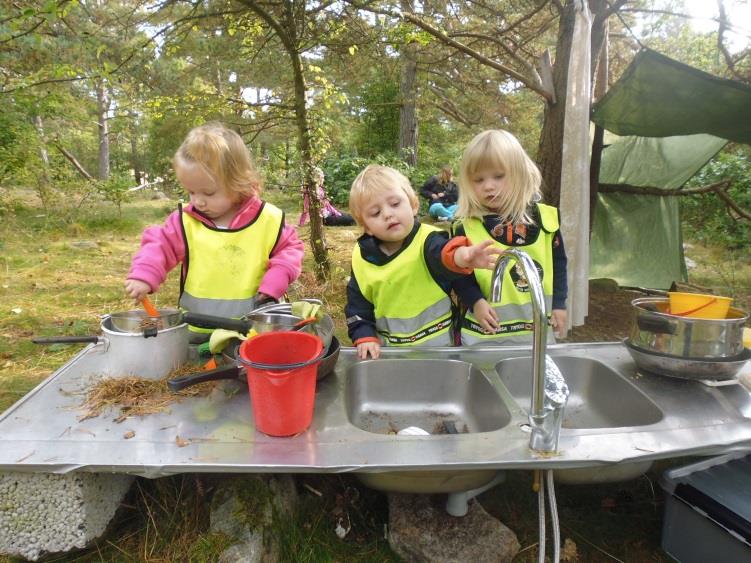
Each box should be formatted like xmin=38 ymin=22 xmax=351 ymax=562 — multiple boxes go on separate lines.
xmin=445 ymin=471 xmax=507 ymax=517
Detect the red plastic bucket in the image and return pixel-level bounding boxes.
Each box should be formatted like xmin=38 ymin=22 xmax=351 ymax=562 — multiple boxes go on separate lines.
xmin=238 ymin=331 xmax=323 ymax=436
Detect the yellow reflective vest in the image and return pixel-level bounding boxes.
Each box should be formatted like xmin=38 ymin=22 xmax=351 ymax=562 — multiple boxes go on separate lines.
xmin=460 ymin=203 xmax=558 ymax=345
xmin=179 ymin=203 xmax=284 ymax=332
xmin=351 ymin=224 xmax=453 ymax=346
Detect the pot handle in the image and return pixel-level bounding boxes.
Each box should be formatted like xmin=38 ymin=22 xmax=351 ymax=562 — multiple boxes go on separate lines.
xmin=182 ymin=312 xmax=252 ymax=334
xmin=32 ymin=336 xmax=101 ymax=344
xmin=636 ymin=315 xmax=677 ymax=335
xmin=168 ymin=364 xmax=242 ymax=392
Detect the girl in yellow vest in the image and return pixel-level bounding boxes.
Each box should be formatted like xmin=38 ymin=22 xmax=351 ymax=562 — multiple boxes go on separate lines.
xmin=125 ymin=123 xmax=304 ymax=340
xmin=345 ymin=165 xmax=503 ymax=359
xmin=452 ymin=130 xmax=568 ymax=346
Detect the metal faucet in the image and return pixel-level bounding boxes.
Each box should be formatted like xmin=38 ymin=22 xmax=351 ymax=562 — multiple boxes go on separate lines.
xmin=490 ymin=249 xmax=569 ymax=453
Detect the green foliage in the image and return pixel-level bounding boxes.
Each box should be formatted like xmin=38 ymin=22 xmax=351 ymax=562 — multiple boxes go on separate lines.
xmin=682 ymin=148 xmax=751 ymax=249
xmin=320 ymin=153 xmax=420 ymax=208
xmin=0 ymin=110 xmax=36 ymax=183
xmin=96 ymin=174 xmax=133 ymax=214
xmin=353 ymin=79 xmax=401 ymax=157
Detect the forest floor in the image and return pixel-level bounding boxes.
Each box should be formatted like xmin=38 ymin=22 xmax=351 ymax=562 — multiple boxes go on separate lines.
xmin=1 ymin=190 xmax=749 ymax=562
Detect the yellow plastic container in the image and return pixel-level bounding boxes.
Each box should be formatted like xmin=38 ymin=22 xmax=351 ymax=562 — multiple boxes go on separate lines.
xmin=744 ymin=327 xmax=751 ymax=349
xmin=667 ymin=292 xmax=732 ymax=319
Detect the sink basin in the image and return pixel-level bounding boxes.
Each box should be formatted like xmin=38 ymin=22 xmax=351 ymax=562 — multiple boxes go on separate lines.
xmin=345 ymin=358 xmax=511 ymax=435
xmin=345 ymin=358 xmax=510 ymax=493
xmin=496 ymin=356 xmax=664 ymax=429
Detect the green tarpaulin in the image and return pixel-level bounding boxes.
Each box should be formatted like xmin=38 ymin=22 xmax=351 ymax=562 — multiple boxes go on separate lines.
xmin=588 ymin=49 xmax=746 ymax=289
xmin=590 ymin=135 xmax=725 ymax=289
xmin=590 ymin=192 xmax=687 ymax=289
xmin=592 ymin=49 xmax=751 ymax=144
xmin=598 ymin=134 xmax=727 ymax=190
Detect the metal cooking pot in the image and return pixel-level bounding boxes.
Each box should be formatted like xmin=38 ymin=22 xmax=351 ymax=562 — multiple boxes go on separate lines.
xmin=623 ymin=338 xmax=751 ymax=381
xmin=32 ymin=317 xmax=189 ymax=379
xmin=167 ymin=335 xmax=340 ymax=392
xmin=108 ymin=308 xmax=184 ymax=334
xmin=630 ymin=297 xmax=747 ymax=359
xmin=182 ymin=311 xmax=334 ymax=349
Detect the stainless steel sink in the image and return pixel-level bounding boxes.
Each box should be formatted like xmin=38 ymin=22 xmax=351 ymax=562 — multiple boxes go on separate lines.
xmin=345 ymin=358 xmax=511 ymax=435
xmin=345 ymin=358 xmax=510 ymax=493
xmin=496 ymin=356 xmax=664 ymax=429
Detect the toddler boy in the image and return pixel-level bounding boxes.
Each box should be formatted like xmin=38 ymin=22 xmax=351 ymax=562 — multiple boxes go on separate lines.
xmin=345 ymin=164 xmax=501 ymax=359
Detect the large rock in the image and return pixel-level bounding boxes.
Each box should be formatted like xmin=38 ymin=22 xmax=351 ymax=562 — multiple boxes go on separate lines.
xmin=210 ymin=474 xmax=297 ymax=563
xmin=388 ymin=493 xmax=520 ymax=563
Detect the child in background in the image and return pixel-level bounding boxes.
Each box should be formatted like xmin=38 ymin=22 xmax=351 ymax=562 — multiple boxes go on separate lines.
xmin=420 ymin=165 xmax=459 ymax=222
xmin=298 ymin=167 xmax=355 ymax=227
xmin=345 ymin=164 xmax=502 ymax=359
xmin=125 ymin=123 xmax=304 ymax=341
xmin=452 ymin=129 xmax=568 ymax=345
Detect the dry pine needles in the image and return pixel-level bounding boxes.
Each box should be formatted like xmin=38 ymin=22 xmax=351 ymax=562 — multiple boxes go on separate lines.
xmin=78 ymin=363 xmax=217 ymax=423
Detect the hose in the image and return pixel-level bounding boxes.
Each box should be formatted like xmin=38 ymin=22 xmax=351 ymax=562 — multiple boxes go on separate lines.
xmin=537 ymin=470 xmax=546 ymax=563
xmin=547 ymin=470 xmax=561 ymax=563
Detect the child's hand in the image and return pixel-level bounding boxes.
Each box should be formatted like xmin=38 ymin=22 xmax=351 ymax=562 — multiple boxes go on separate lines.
xmin=550 ymin=308 xmax=568 ymax=338
xmin=124 ymin=279 xmax=151 ymax=303
xmin=357 ymin=341 xmax=380 ymax=360
xmin=455 ymin=240 xmax=502 ymax=270
xmin=473 ymin=299 xmax=499 ymax=334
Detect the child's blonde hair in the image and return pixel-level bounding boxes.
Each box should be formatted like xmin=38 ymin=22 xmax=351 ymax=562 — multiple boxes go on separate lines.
xmin=174 ymin=122 xmax=262 ymax=201
xmin=349 ymin=164 xmax=419 ymax=227
xmin=457 ymin=129 xmax=541 ymax=225
xmin=438 ymin=165 xmax=453 ymax=185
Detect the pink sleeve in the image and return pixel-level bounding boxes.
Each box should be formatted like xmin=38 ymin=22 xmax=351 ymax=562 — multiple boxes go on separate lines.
xmin=127 ymin=211 xmax=185 ymax=293
xmin=258 ymin=222 xmax=305 ymax=299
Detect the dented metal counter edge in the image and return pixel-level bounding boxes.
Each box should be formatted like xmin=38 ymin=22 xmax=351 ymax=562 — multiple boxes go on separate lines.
xmin=0 ymin=340 xmax=750 ymax=477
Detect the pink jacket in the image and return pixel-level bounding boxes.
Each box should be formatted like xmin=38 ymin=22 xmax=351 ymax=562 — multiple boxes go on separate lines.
xmin=298 ymin=185 xmax=342 ymax=226
xmin=128 ymin=197 xmax=304 ymax=300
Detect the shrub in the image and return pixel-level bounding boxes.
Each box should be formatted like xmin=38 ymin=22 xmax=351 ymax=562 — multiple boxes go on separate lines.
xmin=682 ymin=149 xmax=751 ymax=250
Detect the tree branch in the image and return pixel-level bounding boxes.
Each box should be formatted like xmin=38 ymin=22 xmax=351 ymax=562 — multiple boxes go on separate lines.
xmin=599 ymin=180 xmax=730 ymax=196
xmin=53 ymin=142 xmax=95 ymax=181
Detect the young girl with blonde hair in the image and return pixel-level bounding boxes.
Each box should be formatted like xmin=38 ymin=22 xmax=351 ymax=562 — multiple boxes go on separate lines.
xmin=453 ymin=129 xmax=568 ymax=345
xmin=125 ymin=122 xmax=304 ymax=340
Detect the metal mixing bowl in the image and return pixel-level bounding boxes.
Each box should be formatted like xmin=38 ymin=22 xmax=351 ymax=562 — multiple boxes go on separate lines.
xmin=108 ymin=309 xmax=184 ymax=333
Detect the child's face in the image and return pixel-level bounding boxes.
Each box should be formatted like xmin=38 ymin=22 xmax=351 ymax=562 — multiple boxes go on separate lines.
xmin=360 ymin=185 xmax=417 ymax=245
xmin=177 ymin=161 xmax=241 ymax=225
xmin=469 ymin=166 xmax=508 ymax=211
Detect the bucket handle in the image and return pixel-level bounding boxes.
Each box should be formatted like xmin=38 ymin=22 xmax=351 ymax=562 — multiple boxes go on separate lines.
xmin=670 ymin=297 xmax=717 ymax=317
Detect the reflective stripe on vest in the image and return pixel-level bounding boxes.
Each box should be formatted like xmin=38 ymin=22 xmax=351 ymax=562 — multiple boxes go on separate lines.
xmin=461 ymin=203 xmax=558 ymax=346
xmin=352 ymin=224 xmax=453 ymax=347
xmin=179 ymin=203 xmax=283 ymax=329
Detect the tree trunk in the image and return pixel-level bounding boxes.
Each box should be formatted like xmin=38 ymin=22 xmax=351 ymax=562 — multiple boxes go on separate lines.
xmin=96 ymin=79 xmax=110 ymax=181
xmin=537 ymin=2 xmax=576 ymax=206
xmin=128 ymin=111 xmax=142 ymax=185
xmin=538 ymin=0 xmax=611 ymax=206
xmin=287 ymin=18 xmax=329 ymax=279
xmin=589 ymin=17 xmax=609 ymax=230
xmin=399 ymin=0 xmax=418 ymax=166
xmin=33 ymin=114 xmax=51 ymax=208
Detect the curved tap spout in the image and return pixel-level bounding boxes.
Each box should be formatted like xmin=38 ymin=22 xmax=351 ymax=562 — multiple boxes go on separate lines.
xmin=490 ymin=249 xmax=568 ymax=452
